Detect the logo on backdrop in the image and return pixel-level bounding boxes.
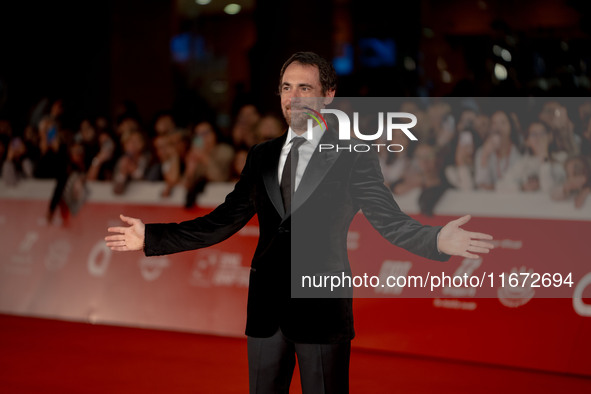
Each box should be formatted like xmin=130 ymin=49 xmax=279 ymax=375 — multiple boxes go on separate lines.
xmin=573 ymin=272 xmax=591 ymax=317
xmin=190 ymin=249 xmax=249 ymax=288
xmin=302 ymin=106 xmax=418 ymax=153
xmin=139 ymin=256 xmax=170 ymax=282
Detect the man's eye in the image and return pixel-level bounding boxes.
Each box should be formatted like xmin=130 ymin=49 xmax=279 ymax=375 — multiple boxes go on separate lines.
xmin=282 ymin=86 xmax=290 ymax=91
xmin=302 ymin=87 xmax=310 ymax=91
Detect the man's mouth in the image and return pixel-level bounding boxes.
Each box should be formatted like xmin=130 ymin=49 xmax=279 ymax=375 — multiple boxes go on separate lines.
xmin=286 ymin=108 xmax=306 ymax=116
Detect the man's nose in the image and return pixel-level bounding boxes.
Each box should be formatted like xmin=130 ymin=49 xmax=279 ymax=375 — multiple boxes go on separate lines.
xmin=284 ymin=94 xmax=302 ymax=109
xmin=286 ymin=89 xmax=302 ymax=99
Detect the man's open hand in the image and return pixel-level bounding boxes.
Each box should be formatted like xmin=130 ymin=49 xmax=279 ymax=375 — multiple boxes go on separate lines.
xmin=438 ymin=215 xmax=494 ymax=259
xmin=105 ymin=214 xmax=145 ymax=252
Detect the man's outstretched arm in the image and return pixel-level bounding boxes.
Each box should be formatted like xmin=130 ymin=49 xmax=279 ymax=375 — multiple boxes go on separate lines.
xmin=351 ymin=147 xmax=493 ymax=260
xmin=105 ymin=144 xmax=258 ymax=255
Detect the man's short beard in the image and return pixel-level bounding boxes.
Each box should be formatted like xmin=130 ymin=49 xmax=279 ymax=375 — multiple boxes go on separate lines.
xmin=287 ymin=112 xmax=310 ymax=132
xmin=284 ymin=97 xmax=327 ymax=132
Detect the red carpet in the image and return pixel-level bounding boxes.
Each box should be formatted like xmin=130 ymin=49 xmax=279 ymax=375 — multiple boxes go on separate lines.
xmin=1 ymin=314 xmax=589 ymax=393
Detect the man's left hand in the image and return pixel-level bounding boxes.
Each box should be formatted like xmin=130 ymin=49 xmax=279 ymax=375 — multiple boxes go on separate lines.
xmin=438 ymin=215 xmax=494 ymax=259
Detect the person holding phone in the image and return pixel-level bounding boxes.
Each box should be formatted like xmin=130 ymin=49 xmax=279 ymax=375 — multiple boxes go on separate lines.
xmin=497 ymin=121 xmax=566 ymax=193
xmin=474 ymin=110 xmax=522 ymax=190
xmin=444 ymin=129 xmax=478 ymax=191
xmin=183 ymin=121 xmax=234 ymax=207
xmin=112 ymin=129 xmax=150 ymax=195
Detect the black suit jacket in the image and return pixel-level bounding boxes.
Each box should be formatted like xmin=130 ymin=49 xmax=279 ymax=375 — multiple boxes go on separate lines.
xmin=144 ymin=129 xmax=449 ymax=343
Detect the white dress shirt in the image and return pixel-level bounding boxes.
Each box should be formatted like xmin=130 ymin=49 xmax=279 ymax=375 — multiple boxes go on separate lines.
xmin=278 ymin=125 xmax=324 ymax=191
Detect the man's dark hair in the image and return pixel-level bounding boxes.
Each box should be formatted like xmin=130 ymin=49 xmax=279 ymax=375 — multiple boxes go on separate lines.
xmin=278 ymin=52 xmax=337 ymax=95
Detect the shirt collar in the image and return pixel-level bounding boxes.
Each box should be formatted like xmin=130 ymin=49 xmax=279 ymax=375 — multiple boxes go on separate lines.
xmin=285 ymin=123 xmax=325 ymax=148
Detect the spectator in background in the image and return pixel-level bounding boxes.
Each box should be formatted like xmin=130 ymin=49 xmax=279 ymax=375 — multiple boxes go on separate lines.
xmin=95 ymin=116 xmax=111 ymax=136
xmin=392 ymin=143 xmax=450 ymax=215
xmin=380 ymin=130 xmax=415 ymax=188
xmin=474 ymin=113 xmax=491 ymax=143
xmin=0 ymin=138 xmax=5 ymax=168
xmin=46 ymin=140 xmax=87 ymax=225
xmin=115 ymin=116 xmax=142 ymax=140
xmin=2 ymin=136 xmax=34 ymax=185
xmin=153 ymin=111 xmax=176 ymax=136
xmin=58 ymin=141 xmax=89 ymax=218
xmin=0 ymin=119 xmax=11 ymax=164
xmin=400 ymin=101 xmax=431 ymax=142
xmin=474 ymin=110 xmax=522 ymax=190
xmin=49 ymin=99 xmax=64 ymax=121
xmin=441 ymin=104 xmax=484 ymax=191
xmin=169 ymin=128 xmax=191 ymax=167
xmin=254 ymin=114 xmax=284 ymax=142
xmin=539 ymin=101 xmax=580 ymax=157
xmin=34 ymin=115 xmax=69 ymax=180
xmin=232 ymin=104 xmax=260 ymax=149
xmin=86 ymin=126 xmax=117 ymax=181
xmin=378 ymin=101 xmax=431 ymax=188
xmin=76 ymin=118 xmax=100 ymax=171
xmin=427 ymin=101 xmax=454 ymax=149
xmin=22 ymin=124 xmax=41 ymax=164
xmin=497 ymin=122 xmax=566 ymax=193
xmin=145 ymin=134 xmax=181 ymax=197
xmin=112 ymin=129 xmax=150 ymax=195
xmin=455 ymin=107 xmax=478 ymax=138
xmin=444 ymin=128 xmax=479 ymax=191
xmin=35 ymin=113 xmax=90 ymax=224
xmin=577 ymin=100 xmax=591 ymax=154
xmin=455 ymin=103 xmax=485 ymax=151
xmin=580 ymin=116 xmax=591 ymax=157
xmin=578 ymin=101 xmax=591 ymax=126
xmin=183 ymin=121 xmax=234 ymax=207
xmin=68 ymin=141 xmax=87 ymax=174
xmin=552 ymin=155 xmax=591 ymax=209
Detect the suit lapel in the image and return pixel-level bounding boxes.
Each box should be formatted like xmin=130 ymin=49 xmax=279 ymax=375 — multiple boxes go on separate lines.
xmin=262 ymin=132 xmax=288 ymax=217
xmin=289 ymin=129 xmax=341 ymax=215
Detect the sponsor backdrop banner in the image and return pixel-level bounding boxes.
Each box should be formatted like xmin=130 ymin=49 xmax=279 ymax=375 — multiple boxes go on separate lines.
xmin=0 ymin=182 xmax=590 ymax=376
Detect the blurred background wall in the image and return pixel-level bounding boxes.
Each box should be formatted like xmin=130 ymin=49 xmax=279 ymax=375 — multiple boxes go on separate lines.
xmin=1 ymin=0 xmax=590 ymax=133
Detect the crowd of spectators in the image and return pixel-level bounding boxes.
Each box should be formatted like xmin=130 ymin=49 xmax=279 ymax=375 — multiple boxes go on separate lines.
xmin=381 ymin=99 xmax=591 ymax=214
xmin=1 ymin=97 xmax=590 ymax=222
xmin=0 ymin=99 xmax=283 ymax=221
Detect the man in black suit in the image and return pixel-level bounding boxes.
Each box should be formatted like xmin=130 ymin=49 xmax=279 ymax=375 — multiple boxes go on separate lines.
xmin=106 ymin=52 xmax=493 ymax=394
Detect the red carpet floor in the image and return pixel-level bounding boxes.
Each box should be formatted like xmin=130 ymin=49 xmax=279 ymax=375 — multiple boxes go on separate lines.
xmin=1 ymin=314 xmax=590 ymax=393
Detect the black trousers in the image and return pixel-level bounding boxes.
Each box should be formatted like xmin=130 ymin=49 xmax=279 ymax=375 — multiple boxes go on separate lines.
xmin=247 ymin=328 xmax=351 ymax=394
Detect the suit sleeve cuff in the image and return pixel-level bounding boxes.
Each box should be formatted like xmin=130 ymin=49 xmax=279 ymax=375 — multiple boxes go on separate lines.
xmin=143 ymin=223 xmax=166 ymax=256
xmin=435 ymin=227 xmax=451 ymax=261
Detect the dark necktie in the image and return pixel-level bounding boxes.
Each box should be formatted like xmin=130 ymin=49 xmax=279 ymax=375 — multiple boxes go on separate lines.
xmin=280 ymin=137 xmax=306 ymax=214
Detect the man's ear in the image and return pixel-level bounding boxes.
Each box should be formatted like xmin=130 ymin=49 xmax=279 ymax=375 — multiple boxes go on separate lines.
xmin=323 ymin=89 xmax=336 ymax=105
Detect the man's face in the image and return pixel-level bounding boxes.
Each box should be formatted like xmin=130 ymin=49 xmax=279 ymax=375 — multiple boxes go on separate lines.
xmin=280 ymin=62 xmax=335 ymax=132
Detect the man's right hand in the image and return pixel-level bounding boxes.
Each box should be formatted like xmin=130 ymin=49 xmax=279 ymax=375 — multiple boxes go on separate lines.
xmin=105 ymin=214 xmax=145 ymax=251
